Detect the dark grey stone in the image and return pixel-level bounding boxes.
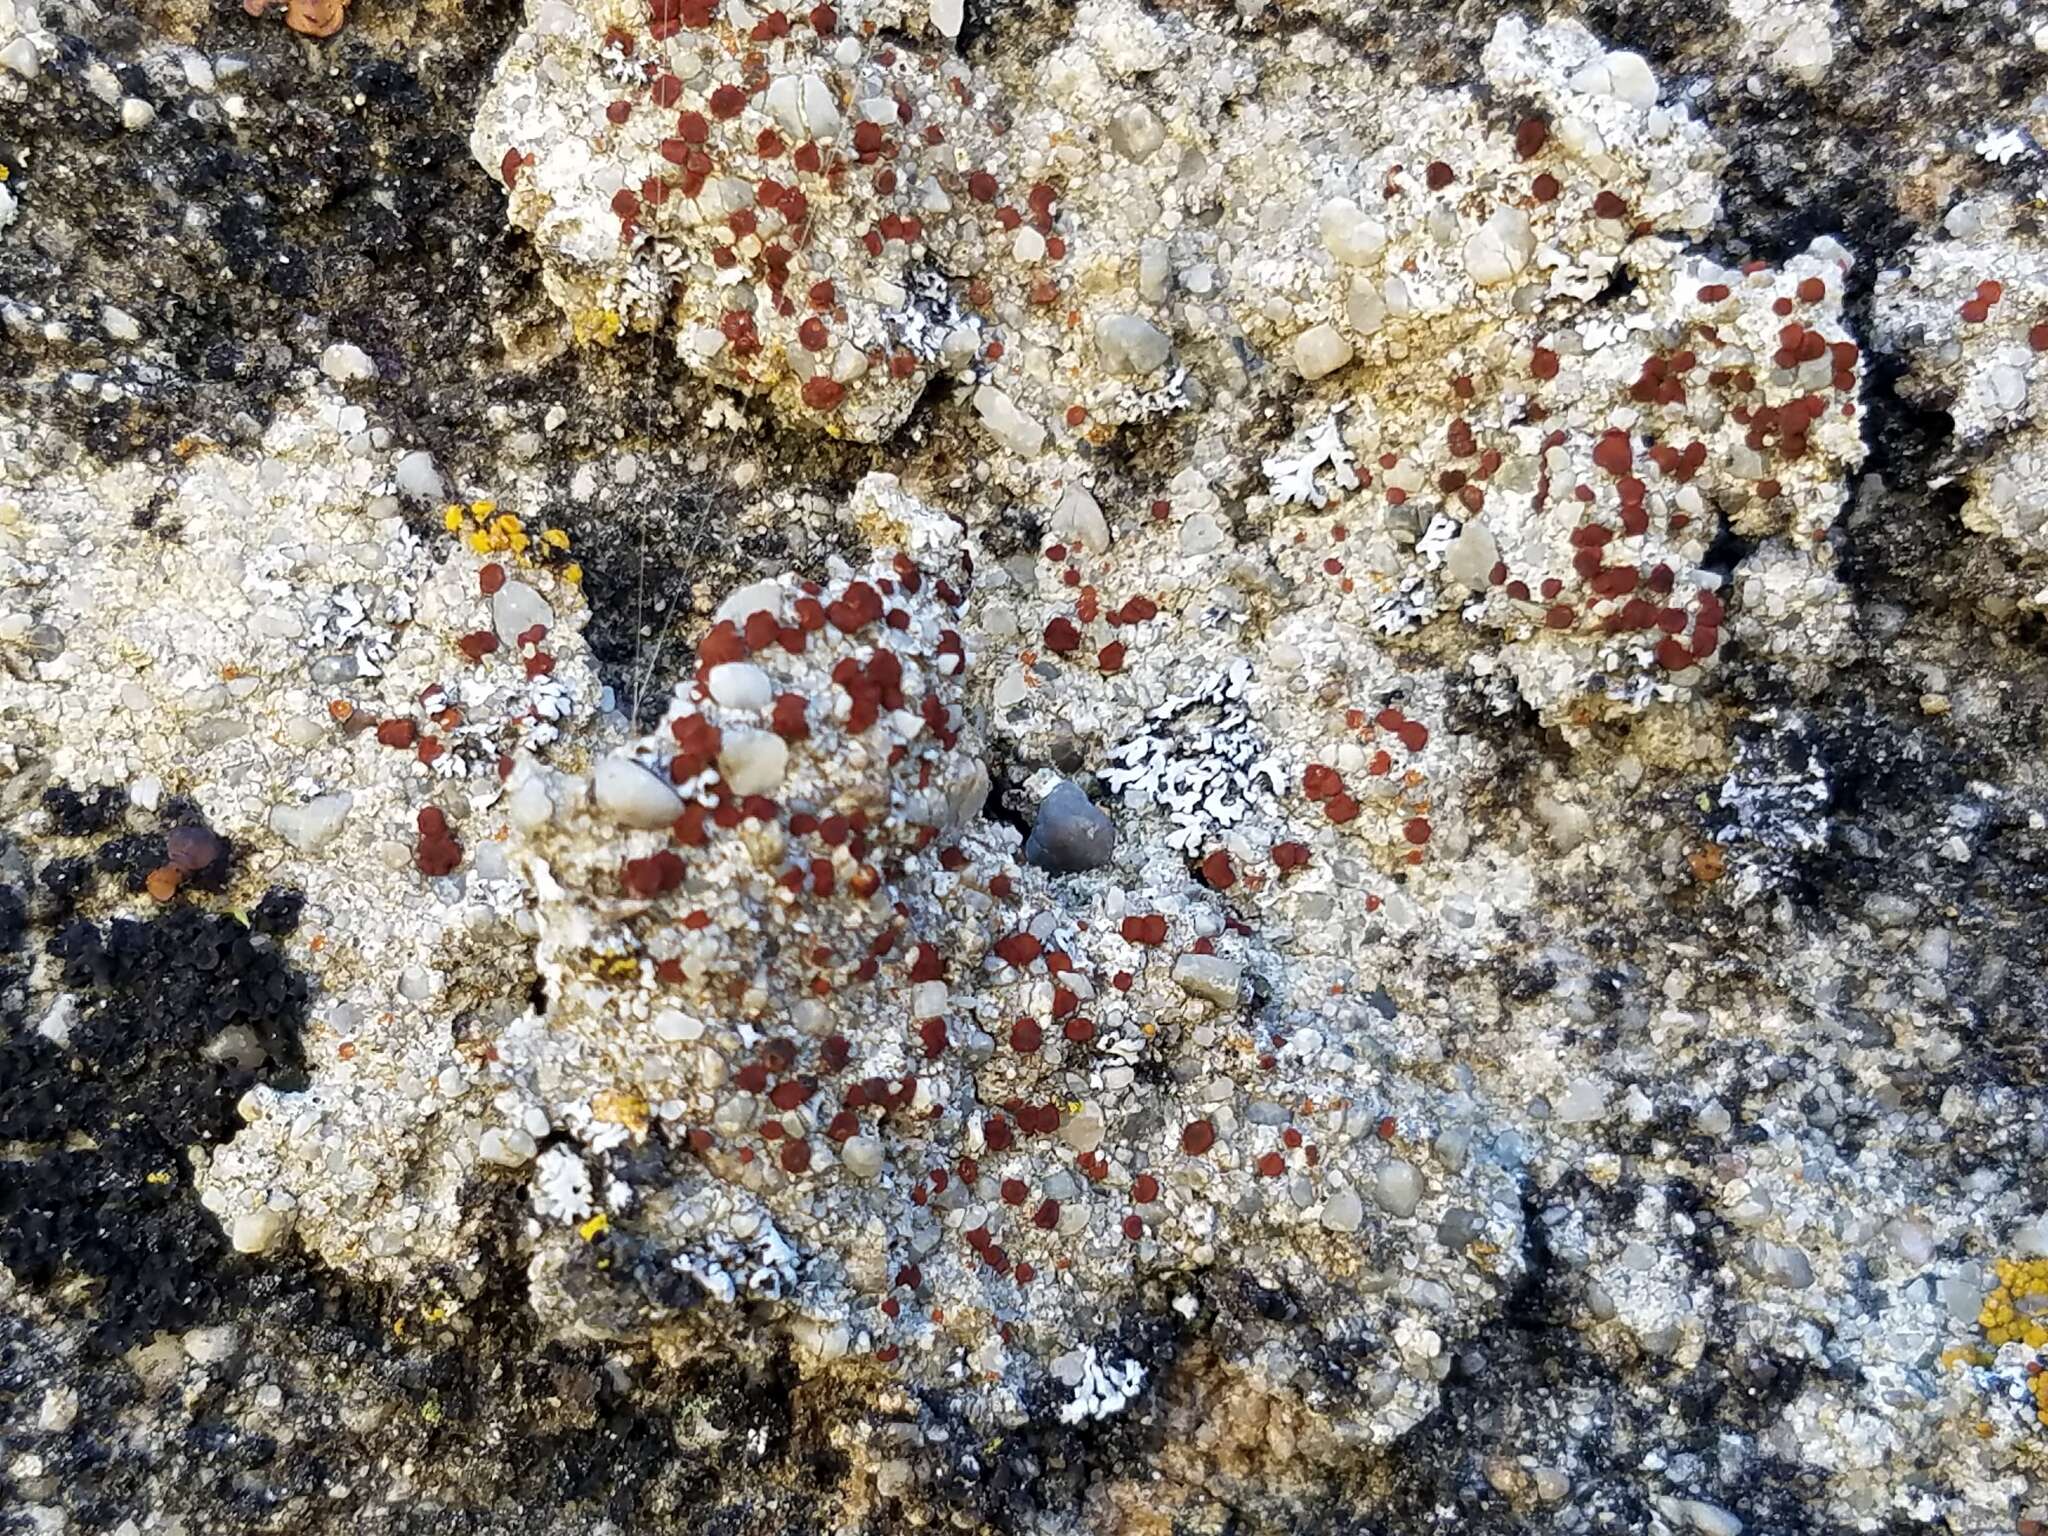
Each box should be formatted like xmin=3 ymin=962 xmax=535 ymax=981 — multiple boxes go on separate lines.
xmin=1023 ymin=781 xmax=1116 ymax=872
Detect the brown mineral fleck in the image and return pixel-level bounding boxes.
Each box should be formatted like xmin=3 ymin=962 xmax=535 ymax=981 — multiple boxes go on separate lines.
xmin=284 ymin=0 xmax=348 ymax=37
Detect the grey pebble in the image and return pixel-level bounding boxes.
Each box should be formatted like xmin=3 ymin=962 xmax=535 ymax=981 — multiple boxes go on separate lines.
xmin=1023 ymin=780 xmax=1115 ymax=872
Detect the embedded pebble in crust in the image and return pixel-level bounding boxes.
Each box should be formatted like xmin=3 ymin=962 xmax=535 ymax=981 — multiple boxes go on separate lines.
xmin=1023 ymin=779 xmax=1116 ymax=872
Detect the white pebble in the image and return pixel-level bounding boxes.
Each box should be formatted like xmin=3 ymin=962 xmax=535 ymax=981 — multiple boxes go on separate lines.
xmin=1444 ymin=520 xmax=1498 ymax=589
xmin=37 ymin=1387 xmax=79 ymax=1434
xmin=231 ymin=1207 xmax=287 ymax=1255
xmin=1374 ymin=1158 xmax=1423 ymax=1217
xmin=1347 ymin=280 xmax=1386 ymax=334
xmin=1886 ymin=1218 xmax=1934 ymax=1267
xmin=843 ymin=1135 xmax=885 ymax=1178
xmin=1094 ymin=313 xmax=1172 ymax=376
xmin=1320 ymin=1187 xmax=1363 ymax=1234
xmin=1987 ymin=364 xmax=2029 ymax=414
xmin=1292 ymin=322 xmax=1354 ymax=380
xmin=1570 ymin=50 xmax=1657 ymax=110
xmin=394 ymin=449 xmax=444 ymax=502
xmin=1676 ymin=1499 xmax=1743 ymax=1536
xmin=1556 ymin=1079 xmax=1608 ymax=1123
xmin=974 ymin=385 xmax=1046 ymax=457
xmin=708 ymin=662 xmax=773 ymax=710
xmin=719 ymin=728 xmax=789 ymax=794
xmin=1 ymin=37 xmax=41 ymax=79
xmin=491 ymin=579 xmax=555 ymax=644
xmin=1050 ymin=483 xmax=1111 ymax=553
xmin=594 ymin=755 xmax=683 ymax=829
xmin=1109 ymin=102 xmax=1165 ymax=161
xmin=479 ymin=1127 xmax=538 ymax=1167
xmin=319 ymin=342 xmax=377 ymax=383
xmin=1463 ymin=208 xmax=1536 ymax=285
xmin=1317 ymin=197 xmax=1387 ymax=265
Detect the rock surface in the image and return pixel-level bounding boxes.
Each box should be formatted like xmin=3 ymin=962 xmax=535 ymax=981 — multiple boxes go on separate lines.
xmin=1 ymin=1 xmax=2047 ymax=1534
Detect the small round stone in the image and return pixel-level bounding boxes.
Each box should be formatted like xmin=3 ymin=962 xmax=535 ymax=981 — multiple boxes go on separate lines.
xmin=1317 ymin=197 xmax=1388 ymax=265
xmin=843 ymin=1135 xmax=885 ymax=1179
xmin=594 ymin=755 xmax=684 ymax=829
xmin=491 ymin=580 xmax=555 ymax=646
xmin=719 ymin=728 xmax=790 ymax=794
xmin=1374 ymin=1159 xmax=1423 ymax=1217
xmin=1050 ymin=484 xmax=1112 ymax=554
xmin=319 ymin=342 xmax=377 ymax=383
xmin=1024 ymin=781 xmax=1116 ymax=872
xmin=480 ymin=1127 xmax=539 ymax=1167
xmin=708 ymin=662 xmax=774 ymax=710
xmin=231 ymin=1207 xmax=288 ymax=1255
xmin=1094 ymin=314 xmax=1172 ymax=377
xmin=1292 ymin=322 xmax=1355 ymax=381
xmin=1321 ymin=1187 xmax=1364 ymax=1233
xmin=394 ymin=450 xmax=445 ymax=502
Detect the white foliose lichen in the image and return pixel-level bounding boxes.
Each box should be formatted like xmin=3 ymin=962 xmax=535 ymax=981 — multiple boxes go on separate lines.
xmin=1053 ymin=1345 xmax=1145 ymax=1424
xmin=468 ymin=471 xmax=1525 ymax=1441
xmin=0 ymin=386 xmax=606 ymax=1279
xmin=481 ymin=0 xmax=1873 ymax=730
xmin=7 ymin=8 xmax=2033 ymax=1528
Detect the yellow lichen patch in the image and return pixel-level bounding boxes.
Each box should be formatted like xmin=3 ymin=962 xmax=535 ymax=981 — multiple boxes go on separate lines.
xmin=1970 ymin=1257 xmax=2048 ymax=1426
xmin=571 ymin=308 xmax=624 ymax=345
xmin=442 ymin=501 xmax=577 ymax=572
xmin=591 ymin=1087 xmax=650 ymax=1137
xmin=1979 ymin=1256 xmax=2048 ymax=1350
xmin=588 ymin=953 xmax=643 ymax=982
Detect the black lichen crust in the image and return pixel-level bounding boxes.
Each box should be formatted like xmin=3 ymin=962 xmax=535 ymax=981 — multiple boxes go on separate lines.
xmin=0 ymin=865 xmax=309 ymax=1352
